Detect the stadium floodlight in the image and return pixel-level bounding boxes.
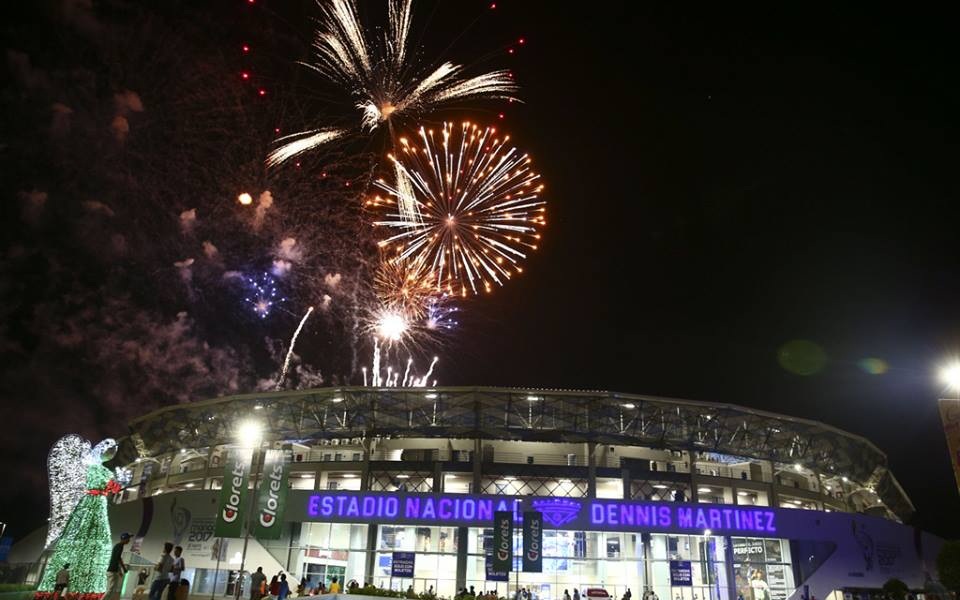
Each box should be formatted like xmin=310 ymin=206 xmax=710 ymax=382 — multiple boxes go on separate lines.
xmin=940 ymin=361 xmax=960 ymax=393
xmin=237 ymin=420 xmax=263 ymax=447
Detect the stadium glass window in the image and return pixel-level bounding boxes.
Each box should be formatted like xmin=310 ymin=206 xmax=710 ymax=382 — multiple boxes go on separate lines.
xmin=353 ymin=452 xmax=361 ymax=461
xmin=731 ymin=537 xmax=795 ymax=600
xmin=327 ymin=480 xmax=339 ymax=490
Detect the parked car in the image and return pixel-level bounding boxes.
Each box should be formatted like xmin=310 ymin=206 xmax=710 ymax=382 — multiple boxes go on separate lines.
xmin=585 ymin=589 xmax=611 ymax=599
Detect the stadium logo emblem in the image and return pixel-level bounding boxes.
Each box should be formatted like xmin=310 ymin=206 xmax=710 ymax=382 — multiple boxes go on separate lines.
xmin=531 ymin=499 xmax=581 ymax=527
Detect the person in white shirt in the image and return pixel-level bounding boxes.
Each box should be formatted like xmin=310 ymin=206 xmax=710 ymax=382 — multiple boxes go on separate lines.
xmin=150 ymin=542 xmax=175 ymax=600
xmin=167 ymin=546 xmax=185 ymax=600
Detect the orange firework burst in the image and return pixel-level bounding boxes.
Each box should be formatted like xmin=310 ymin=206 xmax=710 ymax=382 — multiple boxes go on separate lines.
xmin=373 ymin=258 xmax=438 ymax=320
xmin=368 ymin=121 xmax=546 ymax=296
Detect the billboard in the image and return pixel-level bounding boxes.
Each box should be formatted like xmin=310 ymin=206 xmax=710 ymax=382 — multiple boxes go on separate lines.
xmin=492 ymin=511 xmax=513 ymax=572
xmin=940 ymin=399 xmax=960 ymax=495
xmin=522 ymin=511 xmax=543 ymax=572
xmin=213 ymin=449 xmax=253 ymax=538
xmin=252 ymin=449 xmax=290 ymax=540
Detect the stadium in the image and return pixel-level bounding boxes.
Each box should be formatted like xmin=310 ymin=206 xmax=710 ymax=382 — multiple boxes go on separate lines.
xmin=9 ymin=387 xmax=945 ymax=600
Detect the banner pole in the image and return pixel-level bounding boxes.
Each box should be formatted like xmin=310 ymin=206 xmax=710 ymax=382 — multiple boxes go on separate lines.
xmin=211 ymin=539 xmax=223 ymax=600
xmin=235 ymin=446 xmax=262 ymax=600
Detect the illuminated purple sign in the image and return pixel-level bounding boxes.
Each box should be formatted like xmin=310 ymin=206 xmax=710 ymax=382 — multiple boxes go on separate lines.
xmin=301 ymin=492 xmax=777 ymax=535
xmin=588 ymin=501 xmax=776 ymax=533
xmin=531 ymin=499 xmax=581 ymax=527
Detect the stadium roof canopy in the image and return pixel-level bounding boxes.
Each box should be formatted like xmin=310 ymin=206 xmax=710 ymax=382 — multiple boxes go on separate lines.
xmin=124 ymin=386 xmax=913 ymax=521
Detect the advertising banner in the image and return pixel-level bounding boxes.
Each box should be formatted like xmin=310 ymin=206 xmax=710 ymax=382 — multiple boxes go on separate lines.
xmin=391 ymin=552 xmax=416 ymax=578
xmin=940 ymin=399 xmax=960 ymax=495
xmin=485 ymin=552 xmax=509 ymax=582
xmin=670 ymin=560 xmax=693 ymax=586
xmin=253 ymin=449 xmax=290 ymax=539
xmin=522 ymin=511 xmax=543 ymax=572
xmin=214 ymin=449 xmax=253 ymax=538
xmin=492 ymin=511 xmax=513 ymax=572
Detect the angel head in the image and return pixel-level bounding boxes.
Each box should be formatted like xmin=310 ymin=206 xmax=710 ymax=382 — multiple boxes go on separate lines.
xmin=88 ymin=439 xmax=118 ymax=464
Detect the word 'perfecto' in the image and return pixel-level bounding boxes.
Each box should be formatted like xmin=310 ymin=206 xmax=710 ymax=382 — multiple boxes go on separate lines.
xmin=304 ymin=494 xmax=776 ymax=534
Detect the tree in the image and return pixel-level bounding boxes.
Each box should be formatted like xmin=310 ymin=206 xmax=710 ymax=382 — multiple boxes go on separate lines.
xmin=882 ymin=578 xmax=908 ymax=600
xmin=937 ymin=540 xmax=960 ymax=592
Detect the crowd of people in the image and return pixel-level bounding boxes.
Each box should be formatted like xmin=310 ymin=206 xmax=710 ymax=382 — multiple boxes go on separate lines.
xmin=51 ymin=533 xmax=188 ymax=600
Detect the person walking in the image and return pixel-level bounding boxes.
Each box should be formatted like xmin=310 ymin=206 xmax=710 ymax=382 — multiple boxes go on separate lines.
xmin=564 ymin=590 xmax=571 ymax=600
xmin=166 ymin=546 xmax=185 ymax=600
xmin=328 ymin=576 xmax=341 ymax=594
xmin=149 ymin=543 xmax=174 ymax=600
xmin=54 ymin=564 xmax=71 ymax=598
xmin=278 ymin=575 xmax=290 ymax=600
xmin=270 ymin=574 xmax=281 ymax=598
xmin=106 ymin=533 xmax=132 ymax=600
xmin=573 ymin=589 xmax=580 ymax=600
xmin=250 ymin=568 xmax=267 ymax=600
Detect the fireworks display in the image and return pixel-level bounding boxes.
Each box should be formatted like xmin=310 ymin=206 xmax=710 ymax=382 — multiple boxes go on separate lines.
xmin=373 ymin=257 xmax=437 ymax=320
xmin=243 ymin=272 xmax=286 ymax=319
xmin=370 ymin=121 xmax=546 ymax=296
xmin=425 ymin=297 xmax=458 ymax=331
xmin=266 ymin=0 xmax=518 ymax=167
xmin=276 ymin=306 xmax=315 ymax=390
xmin=366 ymin=339 xmax=437 ymax=387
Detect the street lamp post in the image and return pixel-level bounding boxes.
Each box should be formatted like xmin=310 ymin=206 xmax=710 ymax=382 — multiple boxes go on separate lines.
xmin=234 ymin=421 xmax=263 ymax=600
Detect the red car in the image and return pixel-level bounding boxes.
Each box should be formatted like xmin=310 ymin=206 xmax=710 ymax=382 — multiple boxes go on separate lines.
xmin=585 ymin=590 xmax=611 ymax=599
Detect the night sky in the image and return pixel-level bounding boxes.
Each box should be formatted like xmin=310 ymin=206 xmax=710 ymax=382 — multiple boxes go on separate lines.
xmin=2 ymin=1 xmax=959 ymax=541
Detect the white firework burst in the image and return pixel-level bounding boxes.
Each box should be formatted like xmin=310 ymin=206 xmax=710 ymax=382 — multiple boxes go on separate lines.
xmin=266 ymin=0 xmax=518 ymax=167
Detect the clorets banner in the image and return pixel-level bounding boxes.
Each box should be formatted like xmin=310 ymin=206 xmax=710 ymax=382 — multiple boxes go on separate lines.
xmin=253 ymin=449 xmax=290 ymax=539
xmin=522 ymin=511 xmax=543 ymax=572
xmin=214 ymin=449 xmax=253 ymax=538
xmin=492 ymin=511 xmax=513 ymax=572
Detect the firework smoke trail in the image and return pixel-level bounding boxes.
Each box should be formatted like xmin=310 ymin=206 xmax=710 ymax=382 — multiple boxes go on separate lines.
xmin=275 ymin=306 xmax=315 ymax=390
xmin=370 ymin=121 xmax=546 ymax=295
xmin=372 ymin=338 xmax=382 ymax=386
xmin=413 ymin=356 xmax=439 ymax=387
xmin=366 ymin=344 xmax=438 ymax=387
xmin=266 ymin=0 xmax=518 ymax=167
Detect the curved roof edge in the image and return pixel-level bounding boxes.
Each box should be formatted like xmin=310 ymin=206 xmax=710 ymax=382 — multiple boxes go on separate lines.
xmin=131 ymin=386 xmax=889 ymax=460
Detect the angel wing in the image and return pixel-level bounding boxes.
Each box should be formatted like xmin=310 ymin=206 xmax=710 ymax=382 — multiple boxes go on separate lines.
xmin=45 ymin=434 xmax=92 ymax=548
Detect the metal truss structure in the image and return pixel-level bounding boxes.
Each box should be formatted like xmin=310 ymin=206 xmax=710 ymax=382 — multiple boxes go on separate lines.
xmin=121 ymin=386 xmax=913 ymax=520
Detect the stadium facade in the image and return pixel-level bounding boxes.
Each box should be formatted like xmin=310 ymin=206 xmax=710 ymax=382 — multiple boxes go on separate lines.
xmin=9 ymin=387 xmax=945 ymax=600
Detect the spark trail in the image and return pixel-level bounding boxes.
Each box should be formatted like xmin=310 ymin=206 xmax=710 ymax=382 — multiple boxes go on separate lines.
xmin=275 ymin=306 xmax=315 ymax=390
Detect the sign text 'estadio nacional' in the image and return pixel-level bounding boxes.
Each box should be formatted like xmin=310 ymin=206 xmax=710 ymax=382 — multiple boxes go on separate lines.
xmin=303 ymin=492 xmax=776 ymax=535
